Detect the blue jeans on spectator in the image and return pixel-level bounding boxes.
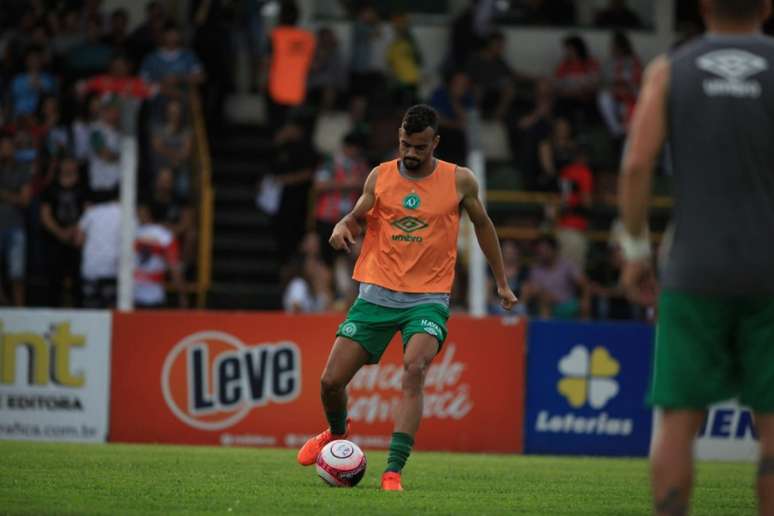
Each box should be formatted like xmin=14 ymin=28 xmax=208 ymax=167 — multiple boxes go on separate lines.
xmin=1 ymin=226 xmax=26 ymax=281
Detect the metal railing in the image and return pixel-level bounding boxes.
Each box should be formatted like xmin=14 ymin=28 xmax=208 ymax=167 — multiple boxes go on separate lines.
xmin=190 ymin=91 xmax=214 ymax=308
xmin=486 ymin=190 xmax=674 ymax=209
xmin=487 ymin=189 xmax=670 ymax=244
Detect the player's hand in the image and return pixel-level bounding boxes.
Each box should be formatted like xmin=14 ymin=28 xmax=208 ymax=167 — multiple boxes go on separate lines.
xmin=497 ymin=285 xmax=518 ymax=311
xmin=329 ymin=222 xmax=357 ymax=254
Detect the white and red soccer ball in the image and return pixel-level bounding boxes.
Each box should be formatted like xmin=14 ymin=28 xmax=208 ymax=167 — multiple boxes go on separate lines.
xmin=316 ymin=440 xmax=367 ymax=487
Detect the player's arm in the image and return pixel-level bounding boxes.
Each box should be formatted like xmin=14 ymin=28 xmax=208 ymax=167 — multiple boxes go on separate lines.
xmin=619 ymin=55 xmax=669 ymax=294
xmin=458 ymin=167 xmax=517 ymax=311
xmin=329 ymin=167 xmax=378 ymax=253
xmin=619 ymin=55 xmax=669 ymax=260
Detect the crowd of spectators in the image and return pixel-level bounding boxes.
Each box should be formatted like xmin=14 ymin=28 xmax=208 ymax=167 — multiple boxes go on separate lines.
xmin=0 ymin=0 xmax=690 ymax=322
xmin=0 ymin=0 xmax=199 ymax=309
xmin=254 ymin=0 xmax=658 ymax=321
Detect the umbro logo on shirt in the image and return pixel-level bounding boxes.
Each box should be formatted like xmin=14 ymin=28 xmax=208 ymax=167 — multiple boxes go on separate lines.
xmin=697 ymin=49 xmax=768 ymax=98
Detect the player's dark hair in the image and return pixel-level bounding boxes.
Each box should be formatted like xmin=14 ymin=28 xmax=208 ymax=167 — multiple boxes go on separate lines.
xmin=711 ymin=0 xmax=765 ymax=20
xmin=402 ymin=105 xmax=439 ymax=135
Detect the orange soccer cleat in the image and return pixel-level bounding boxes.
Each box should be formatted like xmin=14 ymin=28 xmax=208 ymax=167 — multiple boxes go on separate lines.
xmin=380 ymin=471 xmax=403 ymax=491
xmin=296 ymin=419 xmax=350 ymax=466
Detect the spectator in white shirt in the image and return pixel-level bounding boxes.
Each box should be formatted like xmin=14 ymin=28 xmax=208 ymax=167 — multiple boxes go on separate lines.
xmin=281 ymin=243 xmax=333 ymax=313
xmin=75 ymin=192 xmax=122 ymax=308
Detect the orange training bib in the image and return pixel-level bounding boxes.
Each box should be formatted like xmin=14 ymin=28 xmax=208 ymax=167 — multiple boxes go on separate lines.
xmin=269 ymin=27 xmax=316 ymax=106
xmin=352 ymin=159 xmax=460 ymax=293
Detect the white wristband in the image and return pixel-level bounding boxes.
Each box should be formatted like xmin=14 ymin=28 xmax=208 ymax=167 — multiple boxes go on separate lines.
xmin=619 ymin=228 xmax=652 ymax=261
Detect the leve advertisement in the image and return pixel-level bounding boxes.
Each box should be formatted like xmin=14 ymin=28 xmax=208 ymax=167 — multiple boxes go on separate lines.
xmin=110 ymin=311 xmax=526 ymax=453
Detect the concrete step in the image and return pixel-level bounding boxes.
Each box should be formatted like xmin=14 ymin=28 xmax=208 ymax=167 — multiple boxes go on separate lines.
xmin=211 ymin=258 xmax=279 ymax=282
xmin=212 ymin=160 xmax=265 ymax=182
xmin=214 ymin=186 xmax=260 ymax=209
xmin=214 ymin=210 xmax=272 ymax=230
xmin=224 ymin=94 xmax=266 ymax=125
xmin=207 ymin=281 xmax=281 ymax=310
xmin=213 ymin=234 xmax=276 ymax=254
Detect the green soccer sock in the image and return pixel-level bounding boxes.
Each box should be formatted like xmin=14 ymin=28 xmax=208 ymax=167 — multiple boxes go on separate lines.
xmin=325 ymin=410 xmax=347 ymax=436
xmin=385 ymin=432 xmax=414 ymax=473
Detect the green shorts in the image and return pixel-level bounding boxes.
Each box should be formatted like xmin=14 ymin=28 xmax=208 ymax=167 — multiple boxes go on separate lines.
xmin=336 ymin=298 xmax=450 ymax=364
xmin=649 ymin=290 xmax=774 ymax=412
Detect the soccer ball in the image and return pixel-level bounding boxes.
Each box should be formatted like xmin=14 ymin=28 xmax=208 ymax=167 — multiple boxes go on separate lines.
xmin=316 ymin=439 xmax=367 ymax=487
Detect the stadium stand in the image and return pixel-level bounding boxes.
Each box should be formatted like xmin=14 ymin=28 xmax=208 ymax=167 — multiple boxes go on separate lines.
xmin=2 ymin=0 xmax=734 ymax=322
xmin=0 ymin=0 xmax=212 ymax=309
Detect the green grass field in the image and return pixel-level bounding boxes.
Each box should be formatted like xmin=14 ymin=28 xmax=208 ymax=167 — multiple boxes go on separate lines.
xmin=0 ymin=442 xmax=756 ymax=515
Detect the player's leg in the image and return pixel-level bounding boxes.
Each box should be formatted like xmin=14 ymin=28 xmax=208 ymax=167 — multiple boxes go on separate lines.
xmin=648 ymin=290 xmax=737 ymax=515
xmin=394 ymin=332 xmax=439 ymax=435
xmin=381 ymin=332 xmax=439 ymax=491
xmin=297 ymin=337 xmax=369 ymax=466
xmin=382 ymin=303 xmax=448 ymax=490
xmin=298 ymin=298 xmax=395 ymax=466
xmin=738 ymin=296 xmax=774 ymax=515
xmin=320 ymin=337 xmax=370 ymax=435
xmin=650 ymin=410 xmax=704 ymax=516
xmin=755 ymin=414 xmax=774 ymax=516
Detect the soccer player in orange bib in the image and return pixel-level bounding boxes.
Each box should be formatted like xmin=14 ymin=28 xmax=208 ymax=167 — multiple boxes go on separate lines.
xmin=297 ymin=105 xmax=518 ymax=490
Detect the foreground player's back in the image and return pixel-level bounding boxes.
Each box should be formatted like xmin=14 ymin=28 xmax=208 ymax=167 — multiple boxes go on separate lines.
xmin=665 ymin=34 xmax=774 ymax=295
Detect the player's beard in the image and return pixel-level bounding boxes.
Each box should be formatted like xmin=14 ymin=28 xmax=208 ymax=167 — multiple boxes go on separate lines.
xmin=403 ymin=157 xmax=422 ymax=170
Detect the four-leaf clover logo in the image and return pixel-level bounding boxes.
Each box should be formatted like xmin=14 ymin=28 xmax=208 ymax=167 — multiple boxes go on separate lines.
xmin=557 ymin=345 xmax=620 ymax=409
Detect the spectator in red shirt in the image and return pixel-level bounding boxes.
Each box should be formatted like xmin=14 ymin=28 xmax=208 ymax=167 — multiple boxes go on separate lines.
xmin=313 ymin=131 xmax=369 ymax=266
xmin=538 ymin=117 xmax=576 ymax=192
xmin=597 ymin=31 xmax=642 ymax=141
xmin=142 ymin=166 xmax=195 ymax=268
xmin=554 ymin=35 xmax=600 ymax=125
xmin=77 ymin=54 xmax=157 ymax=100
xmin=556 ymin=144 xmax=593 ymax=271
xmin=134 ymin=204 xmax=188 ymax=309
